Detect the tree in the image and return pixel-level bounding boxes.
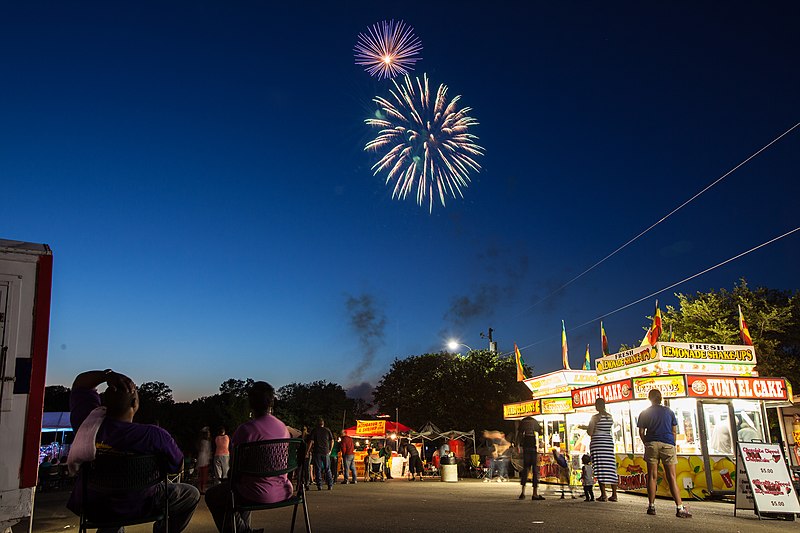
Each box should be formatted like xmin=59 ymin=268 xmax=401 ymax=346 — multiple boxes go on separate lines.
xmin=662 ymin=280 xmax=800 ymax=387
xmin=138 ymin=381 xmax=174 ymax=405
xmin=136 ymin=381 xmax=174 ymax=425
xmin=274 ymin=381 xmax=352 ymax=432
xmin=219 ymin=378 xmax=255 ymax=398
xmin=372 ymin=350 xmax=527 ymax=433
xmin=44 ymin=385 xmax=70 ymax=411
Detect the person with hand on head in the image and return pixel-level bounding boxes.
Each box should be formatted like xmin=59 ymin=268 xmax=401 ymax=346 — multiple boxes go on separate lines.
xmin=66 ymin=369 xmax=199 ymax=533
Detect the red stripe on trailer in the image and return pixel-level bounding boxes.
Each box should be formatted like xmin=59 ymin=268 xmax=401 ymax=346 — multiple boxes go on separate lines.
xmin=20 ymin=251 xmax=52 ymax=488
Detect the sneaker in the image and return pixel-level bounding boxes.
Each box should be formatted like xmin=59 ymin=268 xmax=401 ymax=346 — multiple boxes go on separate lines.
xmin=352 ymin=480 xmax=357 ymax=484
xmin=483 ymin=478 xmax=490 ymax=483
xmin=519 ymin=493 xmax=525 ymax=500
xmin=327 ymin=485 xmax=332 ymax=491
xmin=646 ymin=506 xmax=656 ymax=516
xmin=341 ymin=481 xmax=348 ymax=484
xmin=676 ymin=506 xmax=692 ymax=518
xmin=316 ymin=485 xmax=321 ymax=491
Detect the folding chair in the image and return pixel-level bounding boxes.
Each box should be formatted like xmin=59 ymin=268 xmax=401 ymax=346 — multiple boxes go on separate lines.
xmin=79 ymin=451 xmax=169 ymax=533
xmin=469 ymin=454 xmax=487 ymax=479
xmin=228 ymin=438 xmax=311 ymax=533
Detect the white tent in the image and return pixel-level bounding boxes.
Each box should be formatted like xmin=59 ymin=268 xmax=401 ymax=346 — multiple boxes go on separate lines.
xmin=439 ymin=429 xmax=477 ymax=455
xmin=409 ymin=421 xmax=444 ymax=442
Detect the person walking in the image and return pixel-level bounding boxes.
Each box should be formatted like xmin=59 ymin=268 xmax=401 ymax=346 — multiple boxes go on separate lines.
xmin=587 ymin=398 xmax=618 ymax=501
xmin=518 ymin=416 xmax=544 ymax=500
xmin=340 ymin=433 xmax=357 ymax=484
xmin=196 ymin=427 xmax=212 ymax=494
xmin=637 ymin=389 xmax=691 ymax=518
xmin=329 ymin=433 xmax=340 ymax=484
xmin=213 ymin=427 xmax=230 ymax=482
xmin=308 ymin=418 xmax=334 ymax=490
xmin=379 ymin=441 xmax=394 ymax=479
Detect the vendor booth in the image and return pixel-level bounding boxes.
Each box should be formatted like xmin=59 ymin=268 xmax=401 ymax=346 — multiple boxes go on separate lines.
xmin=503 ymin=369 xmax=597 ymax=486
xmin=343 ymin=420 xmax=414 ymax=479
xmin=40 ymin=412 xmax=73 ymax=464
xmin=570 ymin=342 xmax=791 ymax=499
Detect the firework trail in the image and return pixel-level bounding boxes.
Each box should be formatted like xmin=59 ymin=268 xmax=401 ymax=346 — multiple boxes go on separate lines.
xmin=365 ymin=74 xmax=484 ymax=212
xmin=354 ymin=20 xmax=423 ymax=79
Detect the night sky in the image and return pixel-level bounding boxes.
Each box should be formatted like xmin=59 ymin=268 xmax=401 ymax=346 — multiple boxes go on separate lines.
xmin=2 ymin=2 xmax=798 ymax=402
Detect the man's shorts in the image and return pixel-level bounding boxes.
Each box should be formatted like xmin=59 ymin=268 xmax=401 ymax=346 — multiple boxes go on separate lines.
xmin=644 ymin=441 xmax=678 ymax=465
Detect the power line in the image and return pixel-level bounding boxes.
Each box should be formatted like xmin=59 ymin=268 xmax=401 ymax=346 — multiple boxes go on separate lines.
xmin=516 ymin=121 xmax=800 ymax=317
xmin=513 ymin=225 xmax=800 ymax=355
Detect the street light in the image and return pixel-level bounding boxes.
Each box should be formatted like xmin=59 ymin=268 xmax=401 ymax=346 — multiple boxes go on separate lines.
xmin=447 ymin=340 xmax=473 ymax=352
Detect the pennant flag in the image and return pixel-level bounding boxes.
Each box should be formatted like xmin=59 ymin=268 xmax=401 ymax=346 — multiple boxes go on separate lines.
xmin=600 ymin=321 xmax=609 ymax=356
xmin=648 ymin=300 xmax=663 ymax=346
xmin=639 ymin=326 xmax=652 ymax=347
xmin=640 ymin=301 xmax=663 ymax=347
xmin=582 ymin=344 xmax=591 ymax=371
xmin=561 ymin=320 xmax=571 ymax=370
xmin=738 ymin=305 xmax=754 ymax=346
xmin=514 ymin=343 xmax=527 ymax=381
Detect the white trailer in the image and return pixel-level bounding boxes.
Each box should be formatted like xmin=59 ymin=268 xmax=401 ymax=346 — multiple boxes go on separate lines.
xmin=0 ymin=240 xmax=53 ymax=532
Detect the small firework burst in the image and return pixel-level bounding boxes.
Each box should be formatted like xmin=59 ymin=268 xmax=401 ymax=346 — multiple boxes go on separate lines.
xmin=354 ymin=20 xmax=423 ymax=79
xmin=365 ymin=74 xmax=484 ymax=212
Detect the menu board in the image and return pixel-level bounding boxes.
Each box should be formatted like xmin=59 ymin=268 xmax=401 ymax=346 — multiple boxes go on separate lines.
xmin=735 ymin=443 xmax=800 ymax=516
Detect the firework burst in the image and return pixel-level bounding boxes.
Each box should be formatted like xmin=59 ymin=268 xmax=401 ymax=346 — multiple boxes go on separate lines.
xmin=354 ymin=20 xmax=423 ymax=79
xmin=365 ymin=74 xmax=484 ymax=212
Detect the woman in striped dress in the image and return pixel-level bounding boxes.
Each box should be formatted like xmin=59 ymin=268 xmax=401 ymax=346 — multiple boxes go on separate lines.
xmin=588 ymin=397 xmax=619 ymax=501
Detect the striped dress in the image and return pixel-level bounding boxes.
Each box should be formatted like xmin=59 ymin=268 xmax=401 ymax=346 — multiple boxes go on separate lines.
xmin=589 ymin=413 xmax=619 ymax=484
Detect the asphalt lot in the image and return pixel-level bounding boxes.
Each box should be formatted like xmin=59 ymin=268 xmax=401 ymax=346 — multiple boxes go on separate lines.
xmin=20 ymin=477 xmax=799 ymax=533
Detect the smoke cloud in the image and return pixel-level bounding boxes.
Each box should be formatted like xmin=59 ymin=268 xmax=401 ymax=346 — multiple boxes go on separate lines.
xmin=444 ymin=247 xmax=530 ymax=325
xmin=345 ymin=293 xmax=386 ymax=381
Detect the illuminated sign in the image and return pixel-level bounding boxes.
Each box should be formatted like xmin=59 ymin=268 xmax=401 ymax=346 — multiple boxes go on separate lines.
xmin=687 ymin=376 xmax=788 ymax=400
xmin=632 ymin=375 xmax=687 ymax=399
xmin=525 ymin=370 xmax=597 ymax=396
xmin=657 ymin=342 xmax=756 ymax=364
xmin=542 ymin=397 xmax=574 ymax=414
xmin=595 ymin=346 xmax=656 ymax=374
xmin=503 ymin=400 xmax=541 ymax=418
xmin=356 ymin=420 xmax=386 ymax=436
xmin=525 ymin=372 xmax=567 ymax=396
xmin=571 ymin=379 xmax=634 ymax=408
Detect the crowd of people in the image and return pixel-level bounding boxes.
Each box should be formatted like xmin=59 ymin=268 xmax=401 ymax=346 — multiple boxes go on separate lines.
xmin=63 ymin=368 xmax=697 ymax=533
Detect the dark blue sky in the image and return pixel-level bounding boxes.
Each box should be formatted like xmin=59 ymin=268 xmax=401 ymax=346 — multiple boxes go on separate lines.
xmin=3 ymin=2 xmax=798 ymax=401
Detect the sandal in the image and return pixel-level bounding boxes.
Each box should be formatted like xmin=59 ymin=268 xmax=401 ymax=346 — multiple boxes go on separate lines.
xmin=608 ymin=496 xmax=618 ymax=502
xmin=597 ymin=496 xmax=607 ymax=502
xmin=532 ymin=495 xmax=545 ymax=500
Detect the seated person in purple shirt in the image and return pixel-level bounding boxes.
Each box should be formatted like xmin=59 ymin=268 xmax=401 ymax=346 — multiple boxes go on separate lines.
xmin=66 ymin=369 xmax=199 ymax=533
xmin=205 ymin=381 xmax=293 ymax=533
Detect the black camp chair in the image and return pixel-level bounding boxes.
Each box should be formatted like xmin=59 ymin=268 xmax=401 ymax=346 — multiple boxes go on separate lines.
xmin=227 ymin=438 xmax=311 ymax=533
xmin=79 ymin=451 xmax=169 ymax=533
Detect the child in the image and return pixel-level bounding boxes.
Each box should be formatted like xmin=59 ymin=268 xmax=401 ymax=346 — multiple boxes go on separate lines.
xmin=581 ymin=454 xmax=595 ymax=501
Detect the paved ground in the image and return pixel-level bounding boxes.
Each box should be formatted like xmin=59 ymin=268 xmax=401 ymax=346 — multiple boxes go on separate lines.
xmin=19 ymin=478 xmax=798 ymax=533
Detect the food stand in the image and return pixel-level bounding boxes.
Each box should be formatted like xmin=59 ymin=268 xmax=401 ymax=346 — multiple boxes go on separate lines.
xmin=569 ymin=342 xmax=792 ymax=499
xmin=503 ymin=369 xmax=597 ymax=486
xmin=343 ymin=420 xmax=413 ymax=478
